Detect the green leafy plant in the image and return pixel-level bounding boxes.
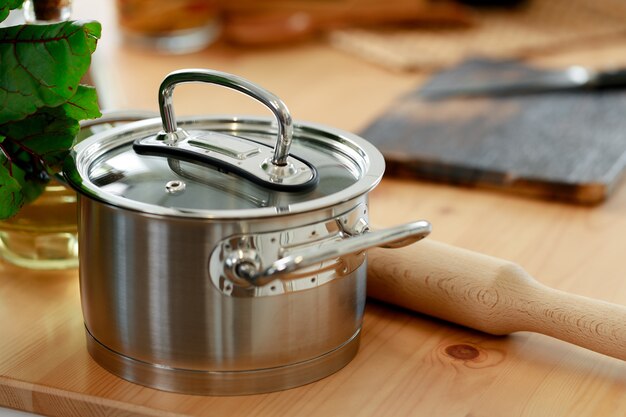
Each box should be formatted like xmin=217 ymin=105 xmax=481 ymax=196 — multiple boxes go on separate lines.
xmin=0 ymin=0 xmax=101 ymax=219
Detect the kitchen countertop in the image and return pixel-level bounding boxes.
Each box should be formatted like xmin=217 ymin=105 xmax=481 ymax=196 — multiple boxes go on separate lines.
xmin=2 ymin=1 xmax=626 ymax=416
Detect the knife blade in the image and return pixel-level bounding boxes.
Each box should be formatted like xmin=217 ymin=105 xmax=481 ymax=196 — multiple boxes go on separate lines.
xmin=420 ymin=66 xmax=626 ymax=99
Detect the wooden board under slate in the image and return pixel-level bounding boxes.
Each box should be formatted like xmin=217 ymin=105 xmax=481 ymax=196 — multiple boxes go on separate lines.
xmin=361 ymin=58 xmax=626 ymax=204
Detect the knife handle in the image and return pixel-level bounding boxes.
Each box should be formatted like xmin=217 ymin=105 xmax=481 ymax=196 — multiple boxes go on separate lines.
xmin=367 ymin=239 xmax=626 ymax=361
xmin=592 ymin=68 xmax=626 ymax=89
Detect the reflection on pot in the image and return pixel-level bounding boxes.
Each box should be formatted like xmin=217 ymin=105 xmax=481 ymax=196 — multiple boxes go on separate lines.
xmin=0 ymin=177 xmax=78 ymax=270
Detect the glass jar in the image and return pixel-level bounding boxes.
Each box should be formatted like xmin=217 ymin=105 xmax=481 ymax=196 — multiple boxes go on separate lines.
xmin=23 ymin=0 xmax=72 ymax=23
xmin=0 ymin=177 xmax=78 ymax=270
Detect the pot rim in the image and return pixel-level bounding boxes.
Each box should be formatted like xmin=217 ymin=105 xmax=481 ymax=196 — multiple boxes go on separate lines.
xmin=64 ymin=115 xmax=385 ymax=220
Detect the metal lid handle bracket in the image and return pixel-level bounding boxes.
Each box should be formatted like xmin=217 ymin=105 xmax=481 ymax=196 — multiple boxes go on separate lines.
xmin=158 ymin=69 xmax=293 ymax=166
xmin=134 ymin=69 xmax=318 ymax=191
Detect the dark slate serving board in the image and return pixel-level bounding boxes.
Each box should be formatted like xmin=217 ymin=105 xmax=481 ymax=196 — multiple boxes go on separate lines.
xmin=361 ymin=58 xmax=626 ymax=204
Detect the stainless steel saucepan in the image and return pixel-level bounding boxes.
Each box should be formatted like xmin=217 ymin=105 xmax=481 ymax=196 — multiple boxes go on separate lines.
xmin=63 ymin=69 xmax=431 ymax=395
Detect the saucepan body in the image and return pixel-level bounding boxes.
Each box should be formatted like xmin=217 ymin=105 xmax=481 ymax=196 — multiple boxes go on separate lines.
xmin=63 ymin=70 xmax=430 ymax=395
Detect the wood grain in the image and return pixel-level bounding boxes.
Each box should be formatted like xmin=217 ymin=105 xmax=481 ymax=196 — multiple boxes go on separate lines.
xmin=368 ymin=240 xmax=626 ymax=361
xmin=2 ymin=1 xmax=626 ymax=416
xmin=2 ymin=179 xmax=626 ymax=416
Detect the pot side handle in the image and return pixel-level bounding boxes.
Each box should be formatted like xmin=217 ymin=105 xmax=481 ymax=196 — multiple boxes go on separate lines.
xmin=230 ymin=220 xmax=432 ymax=287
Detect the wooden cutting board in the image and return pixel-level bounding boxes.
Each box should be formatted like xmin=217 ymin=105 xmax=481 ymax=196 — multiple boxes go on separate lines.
xmin=360 ymin=58 xmax=626 ymax=204
xmin=330 ymin=0 xmax=626 ymax=71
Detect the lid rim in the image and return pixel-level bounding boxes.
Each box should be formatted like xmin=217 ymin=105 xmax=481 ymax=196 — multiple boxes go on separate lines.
xmin=65 ymin=115 xmax=385 ymax=219
xmin=65 ymin=176 xmax=380 ymax=220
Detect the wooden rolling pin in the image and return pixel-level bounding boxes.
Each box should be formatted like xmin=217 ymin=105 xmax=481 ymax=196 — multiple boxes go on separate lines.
xmin=367 ymin=239 xmax=626 ymax=361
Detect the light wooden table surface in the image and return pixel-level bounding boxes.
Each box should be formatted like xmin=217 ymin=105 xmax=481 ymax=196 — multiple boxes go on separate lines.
xmin=2 ymin=1 xmax=626 ymax=416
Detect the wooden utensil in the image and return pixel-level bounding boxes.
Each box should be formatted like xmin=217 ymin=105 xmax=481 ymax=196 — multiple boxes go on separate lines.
xmin=368 ymin=239 xmax=626 ymax=361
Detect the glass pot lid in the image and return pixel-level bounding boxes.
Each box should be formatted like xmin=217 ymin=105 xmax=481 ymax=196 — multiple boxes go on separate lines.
xmin=64 ymin=69 xmax=385 ymax=219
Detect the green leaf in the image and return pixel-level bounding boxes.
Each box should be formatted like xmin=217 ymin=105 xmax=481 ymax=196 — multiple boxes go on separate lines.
xmin=0 ymin=154 xmax=45 ymax=210
xmin=0 ymin=163 xmax=26 ymax=219
xmin=0 ymin=97 xmax=99 ymax=218
xmin=0 ymin=18 xmax=101 ymax=219
xmin=0 ymin=128 xmax=41 ymax=219
xmin=0 ymin=20 xmax=101 ymax=124
xmin=0 ymin=105 xmax=80 ymax=171
xmin=0 ymin=0 xmax=24 ymax=23
xmin=62 ymin=85 xmax=101 ymax=122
